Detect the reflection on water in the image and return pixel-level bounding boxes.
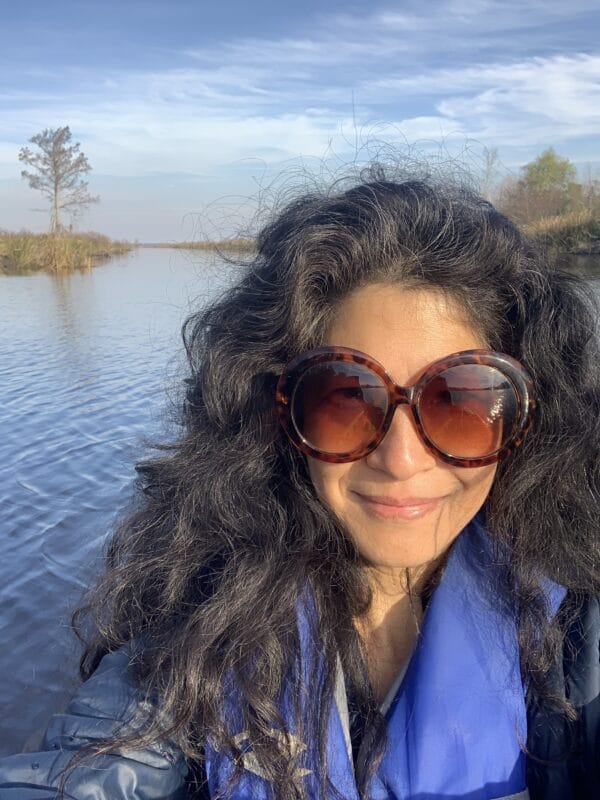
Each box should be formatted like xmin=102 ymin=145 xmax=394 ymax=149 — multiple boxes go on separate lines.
xmin=0 ymin=252 xmax=598 ymax=755
xmin=0 ymin=248 xmax=239 ymax=754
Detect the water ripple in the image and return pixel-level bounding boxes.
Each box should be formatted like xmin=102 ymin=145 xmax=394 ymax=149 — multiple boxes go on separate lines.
xmin=0 ymin=248 xmax=231 ymax=754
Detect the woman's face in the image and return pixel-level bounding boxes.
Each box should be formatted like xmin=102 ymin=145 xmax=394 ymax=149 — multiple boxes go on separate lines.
xmin=306 ymin=284 xmax=497 ymax=575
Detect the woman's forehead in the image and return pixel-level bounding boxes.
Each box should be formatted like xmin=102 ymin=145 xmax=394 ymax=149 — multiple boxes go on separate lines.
xmin=323 ymin=285 xmax=487 ymax=382
xmin=328 ymin=284 xmax=485 ymax=336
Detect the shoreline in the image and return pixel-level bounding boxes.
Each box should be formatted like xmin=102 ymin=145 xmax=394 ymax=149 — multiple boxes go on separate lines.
xmin=137 ymin=238 xmax=255 ymax=253
xmin=2 ymin=224 xmax=599 ymax=277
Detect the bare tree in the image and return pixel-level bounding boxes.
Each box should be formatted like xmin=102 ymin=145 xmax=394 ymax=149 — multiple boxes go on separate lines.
xmin=480 ymin=146 xmax=500 ymax=202
xmin=19 ymin=126 xmax=99 ymax=233
xmin=581 ymin=163 xmax=600 ymax=215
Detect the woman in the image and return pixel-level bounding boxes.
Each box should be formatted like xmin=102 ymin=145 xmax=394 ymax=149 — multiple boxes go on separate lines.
xmin=1 ymin=173 xmax=598 ymax=800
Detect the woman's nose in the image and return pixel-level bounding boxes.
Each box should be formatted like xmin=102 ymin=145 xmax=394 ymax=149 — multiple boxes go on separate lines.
xmin=364 ymin=405 xmax=438 ymax=478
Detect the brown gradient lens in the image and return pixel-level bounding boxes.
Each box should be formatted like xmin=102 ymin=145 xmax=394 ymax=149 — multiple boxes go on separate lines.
xmin=418 ymin=364 xmax=518 ymax=458
xmin=291 ymin=361 xmax=389 ymax=454
xmin=276 ymin=347 xmax=533 ymax=467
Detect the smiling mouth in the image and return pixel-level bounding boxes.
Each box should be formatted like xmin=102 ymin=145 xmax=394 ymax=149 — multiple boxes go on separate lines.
xmin=354 ymin=493 xmax=443 ymax=520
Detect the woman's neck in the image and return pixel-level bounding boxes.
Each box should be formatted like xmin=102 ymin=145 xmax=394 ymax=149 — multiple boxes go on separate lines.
xmin=354 ymin=568 xmax=424 ymax=703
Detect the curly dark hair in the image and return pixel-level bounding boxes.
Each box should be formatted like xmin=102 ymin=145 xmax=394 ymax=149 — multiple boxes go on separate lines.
xmin=73 ymin=171 xmax=599 ymax=799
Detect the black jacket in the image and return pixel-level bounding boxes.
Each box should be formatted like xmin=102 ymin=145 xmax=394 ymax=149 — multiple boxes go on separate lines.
xmin=0 ymin=595 xmax=598 ymax=800
xmin=526 ymin=594 xmax=599 ymax=799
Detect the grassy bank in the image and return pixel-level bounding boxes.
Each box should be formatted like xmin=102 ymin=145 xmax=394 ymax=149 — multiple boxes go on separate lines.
xmin=0 ymin=231 xmax=132 ymax=274
xmin=523 ymin=211 xmax=600 ymax=254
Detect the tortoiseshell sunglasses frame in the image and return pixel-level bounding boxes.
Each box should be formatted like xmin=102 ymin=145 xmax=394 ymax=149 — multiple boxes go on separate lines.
xmin=275 ymin=346 xmax=536 ymax=467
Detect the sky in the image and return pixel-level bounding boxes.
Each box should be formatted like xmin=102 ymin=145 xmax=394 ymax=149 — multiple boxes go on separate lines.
xmin=1 ymin=0 xmax=599 ymax=241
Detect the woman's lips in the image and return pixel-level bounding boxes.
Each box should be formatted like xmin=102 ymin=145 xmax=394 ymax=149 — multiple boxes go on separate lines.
xmin=354 ymin=492 xmax=442 ymax=520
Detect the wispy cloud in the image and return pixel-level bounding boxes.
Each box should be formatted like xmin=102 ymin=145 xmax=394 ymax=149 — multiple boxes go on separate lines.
xmin=1 ymin=0 xmax=599 ymax=237
xmin=3 ymin=50 xmax=597 ymax=176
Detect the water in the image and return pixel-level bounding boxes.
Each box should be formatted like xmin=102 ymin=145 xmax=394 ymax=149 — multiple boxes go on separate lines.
xmin=0 ymin=248 xmax=239 ymax=754
xmin=0 ymin=251 xmax=599 ymax=756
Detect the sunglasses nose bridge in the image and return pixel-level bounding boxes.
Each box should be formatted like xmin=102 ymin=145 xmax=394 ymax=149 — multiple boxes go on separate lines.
xmin=389 ymin=383 xmax=416 ymax=408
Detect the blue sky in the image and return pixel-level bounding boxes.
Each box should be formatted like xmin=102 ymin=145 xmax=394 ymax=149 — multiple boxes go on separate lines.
xmin=1 ymin=0 xmax=599 ymax=241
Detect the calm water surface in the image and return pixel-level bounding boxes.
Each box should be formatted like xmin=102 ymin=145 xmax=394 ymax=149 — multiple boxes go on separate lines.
xmin=0 ymin=248 xmax=238 ymax=754
xmin=0 ymin=251 xmax=599 ymax=755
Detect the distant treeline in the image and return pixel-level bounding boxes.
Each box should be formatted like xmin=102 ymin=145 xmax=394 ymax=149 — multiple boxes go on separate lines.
xmin=3 ymin=148 xmax=599 ymax=275
xmin=166 ymin=150 xmax=600 ymax=265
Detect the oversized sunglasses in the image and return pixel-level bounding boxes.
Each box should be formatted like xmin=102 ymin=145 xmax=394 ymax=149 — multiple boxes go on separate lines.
xmin=275 ymin=347 xmax=535 ymax=467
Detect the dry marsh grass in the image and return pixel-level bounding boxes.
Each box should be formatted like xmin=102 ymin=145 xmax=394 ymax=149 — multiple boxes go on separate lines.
xmin=523 ymin=212 xmax=600 ymax=252
xmin=153 ymin=238 xmax=256 ymax=253
xmin=0 ymin=231 xmax=132 ymax=274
